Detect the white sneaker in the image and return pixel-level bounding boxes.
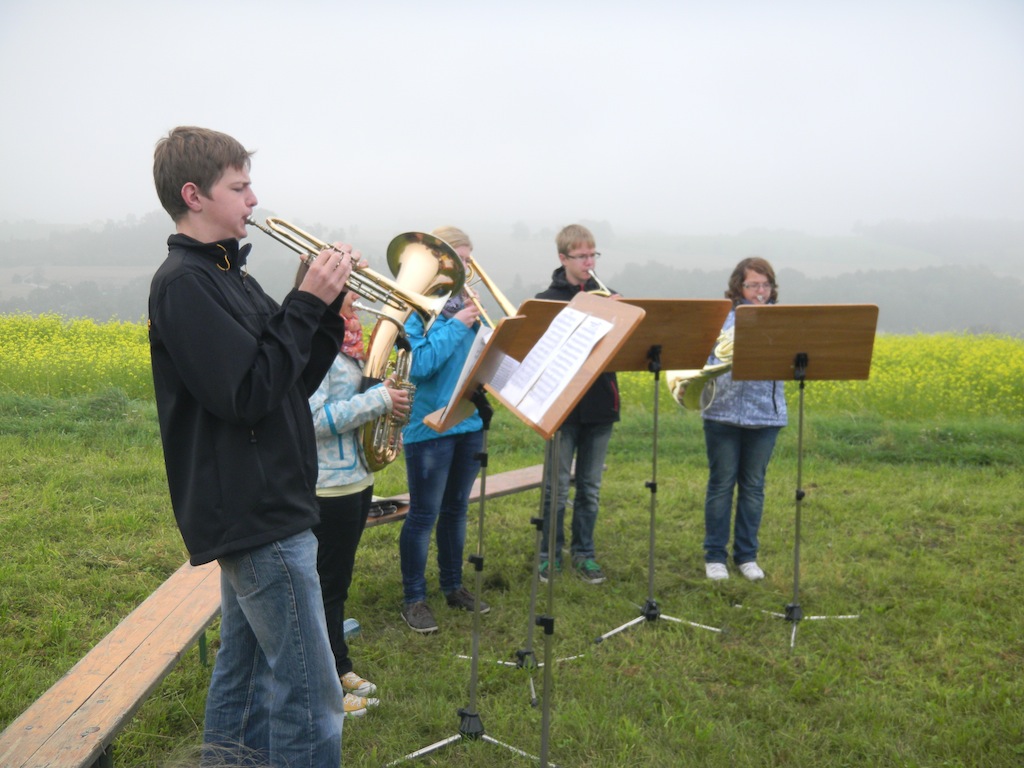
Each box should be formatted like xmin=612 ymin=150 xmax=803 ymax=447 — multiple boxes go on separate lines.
xmin=738 ymin=562 xmax=765 ymax=581
xmin=705 ymin=562 xmax=729 ymax=580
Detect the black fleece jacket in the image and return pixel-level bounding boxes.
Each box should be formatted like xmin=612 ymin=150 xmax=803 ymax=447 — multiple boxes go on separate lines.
xmin=148 ymin=234 xmax=346 ymax=565
xmin=535 ymin=266 xmax=620 ymax=426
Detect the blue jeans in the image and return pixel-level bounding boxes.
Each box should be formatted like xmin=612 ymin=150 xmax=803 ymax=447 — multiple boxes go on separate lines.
xmin=203 ymin=529 xmax=344 ymax=768
xmin=703 ymin=420 xmax=781 ymax=565
xmin=540 ymin=421 xmax=614 ymax=563
xmin=400 ymin=430 xmax=483 ymax=604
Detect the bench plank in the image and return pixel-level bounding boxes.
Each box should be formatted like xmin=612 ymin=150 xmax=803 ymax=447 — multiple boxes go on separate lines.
xmin=0 ymin=561 xmax=221 ymax=768
xmin=367 ymin=462 xmax=546 ymax=527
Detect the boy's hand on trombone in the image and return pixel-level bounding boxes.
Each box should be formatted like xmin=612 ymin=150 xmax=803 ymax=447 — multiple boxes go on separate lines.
xmin=298 ymin=242 xmax=363 ymax=304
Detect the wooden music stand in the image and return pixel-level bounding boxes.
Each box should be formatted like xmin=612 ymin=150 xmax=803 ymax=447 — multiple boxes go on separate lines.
xmin=397 ymin=293 xmax=644 ymax=768
xmin=732 ymin=304 xmax=879 ymax=649
xmin=572 ymin=300 xmax=732 ymax=642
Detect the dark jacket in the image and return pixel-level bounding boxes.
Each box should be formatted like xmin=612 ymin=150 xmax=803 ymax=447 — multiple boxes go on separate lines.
xmin=534 ymin=266 xmax=620 ymax=425
xmin=148 ymin=234 xmax=346 ymax=565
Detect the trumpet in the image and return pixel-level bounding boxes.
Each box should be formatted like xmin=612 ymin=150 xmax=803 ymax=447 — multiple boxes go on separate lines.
xmin=463 ymin=255 xmax=518 ymax=328
xmin=247 ymin=216 xmax=462 ymax=331
xmin=587 ymin=268 xmax=613 ymax=297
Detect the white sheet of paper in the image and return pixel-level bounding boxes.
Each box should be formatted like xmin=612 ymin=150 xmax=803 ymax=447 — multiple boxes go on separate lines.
xmin=517 ymin=315 xmax=613 ymax=422
xmin=440 ymin=324 xmax=492 ymax=422
xmin=499 ymin=307 xmax=588 ymax=406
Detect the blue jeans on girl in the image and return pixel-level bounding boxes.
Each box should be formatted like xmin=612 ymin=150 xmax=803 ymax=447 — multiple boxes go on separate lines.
xmin=702 ymin=420 xmax=781 ymax=565
xmin=400 ymin=430 xmax=484 ymax=604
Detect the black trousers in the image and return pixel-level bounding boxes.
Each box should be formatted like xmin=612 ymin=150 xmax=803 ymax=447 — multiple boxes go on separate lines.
xmin=313 ymin=485 xmax=372 ymax=677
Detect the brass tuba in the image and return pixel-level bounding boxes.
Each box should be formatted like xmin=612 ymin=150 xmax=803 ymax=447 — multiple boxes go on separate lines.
xmin=359 ymin=232 xmax=466 ymax=471
xmin=666 ymin=328 xmax=734 ymax=411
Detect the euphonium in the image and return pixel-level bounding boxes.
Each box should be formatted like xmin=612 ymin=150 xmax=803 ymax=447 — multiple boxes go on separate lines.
xmin=359 ymin=232 xmax=466 ymax=471
xmin=463 ymin=254 xmax=518 ymax=328
xmin=587 ymin=269 xmax=613 ymax=297
xmin=666 ymin=328 xmax=734 ymax=411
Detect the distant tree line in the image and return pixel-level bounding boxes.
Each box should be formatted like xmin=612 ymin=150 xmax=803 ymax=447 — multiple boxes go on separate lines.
xmin=2 ymin=215 xmax=1022 ymax=336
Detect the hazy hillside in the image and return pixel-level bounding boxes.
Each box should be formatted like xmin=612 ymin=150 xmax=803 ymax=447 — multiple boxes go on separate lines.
xmin=1 ymin=214 xmax=1021 ymax=336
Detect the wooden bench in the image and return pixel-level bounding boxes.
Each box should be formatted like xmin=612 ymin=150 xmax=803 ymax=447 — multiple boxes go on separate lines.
xmin=0 ymin=560 xmax=222 ymax=768
xmin=0 ymin=464 xmax=546 ymax=768
xmin=367 ymin=462 xmax=548 ymax=527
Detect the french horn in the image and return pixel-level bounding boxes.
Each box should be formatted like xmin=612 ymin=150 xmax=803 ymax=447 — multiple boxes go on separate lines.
xmin=666 ymin=328 xmax=734 ymax=411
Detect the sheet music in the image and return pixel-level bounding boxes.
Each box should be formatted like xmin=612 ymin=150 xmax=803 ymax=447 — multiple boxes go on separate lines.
xmin=440 ymin=324 xmax=492 ymax=422
xmin=499 ymin=307 xmax=613 ymax=422
xmin=499 ymin=307 xmax=588 ymax=406
xmin=489 ymin=352 xmax=520 ymax=391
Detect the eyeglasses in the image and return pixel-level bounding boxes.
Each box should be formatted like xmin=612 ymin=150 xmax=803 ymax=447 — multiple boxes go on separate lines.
xmin=742 ymin=282 xmax=774 ymax=291
xmin=563 ymin=252 xmax=601 ymax=261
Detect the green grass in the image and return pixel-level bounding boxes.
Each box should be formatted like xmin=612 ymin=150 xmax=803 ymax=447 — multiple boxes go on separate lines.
xmin=2 ymin=369 xmax=1023 ymax=767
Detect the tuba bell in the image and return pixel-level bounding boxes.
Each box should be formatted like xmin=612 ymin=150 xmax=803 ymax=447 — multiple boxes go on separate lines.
xmin=359 ymin=232 xmax=466 ymax=471
xmin=666 ymin=328 xmax=734 ymax=411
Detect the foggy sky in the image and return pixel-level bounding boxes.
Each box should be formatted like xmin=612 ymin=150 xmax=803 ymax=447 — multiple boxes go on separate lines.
xmin=1 ymin=0 xmax=1022 ymax=238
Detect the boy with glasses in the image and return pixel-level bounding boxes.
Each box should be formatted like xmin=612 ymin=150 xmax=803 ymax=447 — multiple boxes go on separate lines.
xmin=534 ymin=224 xmax=620 ymax=585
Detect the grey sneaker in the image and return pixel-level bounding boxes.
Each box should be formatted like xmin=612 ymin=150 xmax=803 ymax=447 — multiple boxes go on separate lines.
xmin=401 ymin=601 xmax=438 ymax=634
xmin=573 ymin=558 xmax=606 ymax=584
xmin=445 ymin=586 xmax=490 ymax=614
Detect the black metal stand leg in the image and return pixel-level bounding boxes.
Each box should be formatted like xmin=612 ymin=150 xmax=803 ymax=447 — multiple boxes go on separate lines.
xmin=389 ymin=389 xmax=547 ymax=765
xmin=597 ymin=345 xmax=721 ymax=643
xmin=767 ymin=354 xmax=859 ymax=650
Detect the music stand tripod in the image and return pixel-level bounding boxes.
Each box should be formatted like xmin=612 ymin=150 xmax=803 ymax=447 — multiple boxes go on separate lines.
xmin=596 ymin=343 xmax=722 ymax=642
xmin=730 ymin=304 xmax=878 ymax=650
xmin=492 ymin=436 xmax=585 ymax=710
xmin=388 ymin=388 xmax=542 ymax=766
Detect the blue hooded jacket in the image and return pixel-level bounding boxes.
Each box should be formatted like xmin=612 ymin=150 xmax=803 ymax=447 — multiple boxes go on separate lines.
xmin=401 ymin=311 xmax=483 ymax=445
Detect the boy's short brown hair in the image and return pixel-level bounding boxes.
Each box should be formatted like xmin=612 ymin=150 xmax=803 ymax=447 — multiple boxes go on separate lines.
xmin=555 ymin=224 xmax=595 ymax=256
xmin=153 ymin=126 xmax=254 ymax=222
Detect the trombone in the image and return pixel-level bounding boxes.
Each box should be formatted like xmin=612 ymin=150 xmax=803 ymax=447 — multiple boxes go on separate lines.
xmin=462 ymin=255 xmax=518 ymax=328
xmin=247 ymin=216 xmax=462 ymax=330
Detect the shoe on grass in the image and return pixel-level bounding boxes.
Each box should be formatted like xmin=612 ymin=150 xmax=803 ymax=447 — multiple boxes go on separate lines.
xmin=343 ymin=692 xmax=379 ymax=718
xmin=574 ymin=558 xmax=606 ymax=584
xmin=705 ymin=562 xmax=729 ymax=580
xmin=401 ymin=601 xmax=438 ymax=634
xmin=340 ymin=670 xmax=377 ymax=697
xmin=445 ymin=586 xmax=490 ymax=614
xmin=738 ymin=561 xmax=765 ymax=581
xmin=538 ymin=558 xmax=562 ymax=584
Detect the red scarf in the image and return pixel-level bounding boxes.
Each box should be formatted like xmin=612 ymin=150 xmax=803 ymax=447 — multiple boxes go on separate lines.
xmin=341 ymin=312 xmax=366 ymax=361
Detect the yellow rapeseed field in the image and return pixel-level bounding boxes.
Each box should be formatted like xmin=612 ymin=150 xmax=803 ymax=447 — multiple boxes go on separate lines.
xmin=1 ymin=314 xmax=1021 ymax=418
xmin=0 ymin=313 xmax=152 ymax=399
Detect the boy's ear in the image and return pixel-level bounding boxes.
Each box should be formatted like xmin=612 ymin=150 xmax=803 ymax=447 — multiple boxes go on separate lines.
xmin=181 ymin=182 xmax=203 ymax=213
